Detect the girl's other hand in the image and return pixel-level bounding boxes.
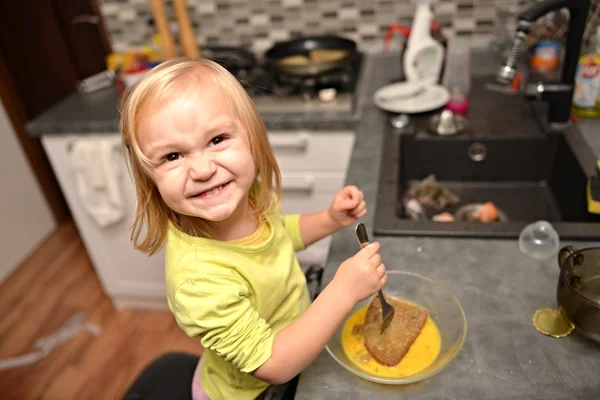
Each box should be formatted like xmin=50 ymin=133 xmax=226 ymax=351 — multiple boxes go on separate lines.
xmin=327 ymin=185 xmax=366 ymax=229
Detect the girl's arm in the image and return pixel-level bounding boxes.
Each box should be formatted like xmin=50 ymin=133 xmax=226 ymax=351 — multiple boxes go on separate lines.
xmin=298 ymin=209 xmax=341 ymax=247
xmin=298 ymin=185 xmax=366 ymax=247
xmin=252 ymin=242 xmax=385 ymax=385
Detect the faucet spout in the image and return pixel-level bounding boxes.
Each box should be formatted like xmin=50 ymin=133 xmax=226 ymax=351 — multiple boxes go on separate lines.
xmin=496 ymin=0 xmax=591 ymax=128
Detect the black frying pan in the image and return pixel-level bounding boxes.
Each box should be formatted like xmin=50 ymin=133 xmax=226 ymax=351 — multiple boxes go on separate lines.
xmin=201 ymin=45 xmax=256 ymax=77
xmin=264 ymin=36 xmax=357 ymax=77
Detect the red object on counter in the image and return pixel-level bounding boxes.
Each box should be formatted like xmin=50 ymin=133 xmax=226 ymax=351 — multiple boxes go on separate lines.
xmin=511 ymin=72 xmax=522 ymax=90
xmin=570 ymin=114 xmax=580 ymax=124
xmin=383 ymin=21 xmax=443 ymax=53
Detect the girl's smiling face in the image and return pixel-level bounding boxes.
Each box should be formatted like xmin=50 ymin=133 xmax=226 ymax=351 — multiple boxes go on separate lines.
xmin=137 ymin=78 xmax=256 ymax=228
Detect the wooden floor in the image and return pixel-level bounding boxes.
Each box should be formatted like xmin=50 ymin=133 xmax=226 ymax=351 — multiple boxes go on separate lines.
xmin=0 ymin=221 xmax=204 ymax=400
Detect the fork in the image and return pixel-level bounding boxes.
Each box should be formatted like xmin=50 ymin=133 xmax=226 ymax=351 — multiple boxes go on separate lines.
xmin=354 ymin=223 xmax=395 ymax=334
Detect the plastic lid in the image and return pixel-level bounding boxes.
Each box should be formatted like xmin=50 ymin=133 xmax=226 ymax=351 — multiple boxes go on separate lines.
xmin=518 ymin=220 xmax=560 ymax=260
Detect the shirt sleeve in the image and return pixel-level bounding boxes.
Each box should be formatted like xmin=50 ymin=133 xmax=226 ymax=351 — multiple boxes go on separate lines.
xmin=172 ymin=270 xmax=274 ymax=373
xmin=283 ymin=214 xmax=306 ymax=251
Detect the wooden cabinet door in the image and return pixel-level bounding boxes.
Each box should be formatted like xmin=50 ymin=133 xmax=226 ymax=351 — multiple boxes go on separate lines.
xmin=0 ymin=0 xmax=112 ymax=223
xmin=0 ymin=0 xmax=111 ymax=117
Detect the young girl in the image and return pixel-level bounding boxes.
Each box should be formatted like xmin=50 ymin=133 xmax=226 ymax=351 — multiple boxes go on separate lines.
xmin=120 ymin=57 xmax=387 ymax=400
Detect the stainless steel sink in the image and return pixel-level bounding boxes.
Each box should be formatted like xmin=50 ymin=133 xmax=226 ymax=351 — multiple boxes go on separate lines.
xmin=373 ymin=78 xmax=600 ymax=239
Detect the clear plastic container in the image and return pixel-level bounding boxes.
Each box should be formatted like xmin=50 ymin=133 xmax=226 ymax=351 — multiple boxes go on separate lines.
xmin=518 ymin=221 xmax=560 ymax=260
xmin=442 ymin=36 xmax=471 ymax=97
xmin=442 ymin=36 xmax=471 ymax=115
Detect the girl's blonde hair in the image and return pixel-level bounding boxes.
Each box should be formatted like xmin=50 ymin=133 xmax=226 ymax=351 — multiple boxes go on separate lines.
xmin=120 ymin=57 xmax=281 ymax=255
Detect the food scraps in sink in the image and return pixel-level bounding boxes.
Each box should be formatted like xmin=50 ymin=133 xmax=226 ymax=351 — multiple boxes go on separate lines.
xmin=407 ymin=175 xmax=459 ymax=210
xmin=403 ymin=176 xmax=505 ymax=223
xmin=433 ymin=212 xmax=455 ymax=222
xmin=455 ymin=202 xmax=505 ymax=222
xmin=403 ymin=175 xmax=460 ymax=220
xmin=341 ymin=296 xmax=441 ymax=377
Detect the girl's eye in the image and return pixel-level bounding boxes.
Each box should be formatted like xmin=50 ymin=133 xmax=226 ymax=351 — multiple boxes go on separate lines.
xmin=209 ymin=135 xmax=226 ymax=147
xmin=164 ymin=153 xmax=181 ymax=162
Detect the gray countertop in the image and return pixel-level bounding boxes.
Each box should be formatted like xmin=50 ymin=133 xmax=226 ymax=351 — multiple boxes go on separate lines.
xmin=25 ymin=60 xmax=370 ymax=135
xmin=27 ymin=51 xmax=600 ymax=398
xmin=295 ymin=53 xmax=600 ymax=399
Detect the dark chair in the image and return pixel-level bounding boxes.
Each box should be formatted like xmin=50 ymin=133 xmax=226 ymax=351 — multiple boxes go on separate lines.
xmin=123 ymin=266 xmax=321 ymax=400
xmin=123 ymin=352 xmax=199 ymax=400
xmin=122 ymin=352 xmax=298 ymax=400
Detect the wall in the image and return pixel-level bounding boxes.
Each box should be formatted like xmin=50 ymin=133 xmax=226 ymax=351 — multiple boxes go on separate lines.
xmin=0 ymin=99 xmax=56 ymax=283
xmin=99 ymin=0 xmax=540 ymax=54
xmin=98 ymin=0 xmax=600 ymax=56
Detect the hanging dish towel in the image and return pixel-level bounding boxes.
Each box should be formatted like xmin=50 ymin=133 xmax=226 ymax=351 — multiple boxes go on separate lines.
xmin=69 ymin=137 xmax=125 ymax=227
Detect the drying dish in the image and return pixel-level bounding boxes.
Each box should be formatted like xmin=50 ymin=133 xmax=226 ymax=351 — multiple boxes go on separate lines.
xmin=325 ymin=270 xmax=466 ymax=385
xmin=373 ymin=83 xmax=450 ymax=114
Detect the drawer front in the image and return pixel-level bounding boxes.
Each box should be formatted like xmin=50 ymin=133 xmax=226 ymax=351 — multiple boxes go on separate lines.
xmin=268 ymin=131 xmax=355 ymax=172
xmin=279 ymin=173 xmax=346 ymax=215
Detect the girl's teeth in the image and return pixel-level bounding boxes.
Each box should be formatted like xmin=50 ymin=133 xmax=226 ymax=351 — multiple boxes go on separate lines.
xmin=205 ymin=185 xmax=223 ymax=196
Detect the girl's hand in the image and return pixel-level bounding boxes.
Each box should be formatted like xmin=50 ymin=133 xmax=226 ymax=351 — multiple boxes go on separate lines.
xmin=332 ymin=242 xmax=386 ymax=304
xmin=328 ymin=185 xmax=366 ymax=229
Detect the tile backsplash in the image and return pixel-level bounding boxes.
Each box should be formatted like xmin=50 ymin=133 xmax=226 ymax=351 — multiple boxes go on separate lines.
xmin=99 ymin=0 xmax=596 ymax=56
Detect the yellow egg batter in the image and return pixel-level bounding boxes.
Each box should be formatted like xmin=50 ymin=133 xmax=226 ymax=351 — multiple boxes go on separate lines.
xmin=341 ymin=303 xmax=441 ymax=377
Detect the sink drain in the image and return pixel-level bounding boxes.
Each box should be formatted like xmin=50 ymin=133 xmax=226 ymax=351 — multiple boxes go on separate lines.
xmin=468 ymin=142 xmax=487 ymax=162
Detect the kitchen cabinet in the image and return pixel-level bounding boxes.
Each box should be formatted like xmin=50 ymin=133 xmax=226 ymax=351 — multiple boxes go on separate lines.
xmin=42 ymin=134 xmax=167 ymax=310
xmin=269 ymin=130 xmax=355 ymax=267
xmin=41 ymin=130 xmax=354 ymax=309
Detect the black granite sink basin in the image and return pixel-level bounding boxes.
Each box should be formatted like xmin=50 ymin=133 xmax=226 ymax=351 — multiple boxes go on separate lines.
xmin=374 ymin=96 xmax=600 ymax=239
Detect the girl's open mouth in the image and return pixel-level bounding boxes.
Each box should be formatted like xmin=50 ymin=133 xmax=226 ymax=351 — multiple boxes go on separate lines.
xmin=194 ymin=182 xmax=230 ymax=199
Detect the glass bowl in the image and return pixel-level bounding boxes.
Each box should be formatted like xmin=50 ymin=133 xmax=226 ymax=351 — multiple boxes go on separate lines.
xmin=325 ymin=270 xmax=467 ymax=385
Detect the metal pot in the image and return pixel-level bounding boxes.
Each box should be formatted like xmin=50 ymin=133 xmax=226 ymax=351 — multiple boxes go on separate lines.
xmin=557 ymin=246 xmax=600 ymax=342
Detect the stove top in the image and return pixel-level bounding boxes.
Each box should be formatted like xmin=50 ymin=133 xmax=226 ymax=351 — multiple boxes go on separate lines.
xmin=239 ymin=52 xmax=364 ymax=114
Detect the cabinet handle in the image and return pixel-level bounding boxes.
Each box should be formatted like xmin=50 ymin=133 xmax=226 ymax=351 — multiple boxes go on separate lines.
xmin=282 ymin=176 xmax=315 ymax=193
xmin=269 ymin=133 xmax=309 ymax=151
xmin=66 ymin=138 xmax=122 ymax=153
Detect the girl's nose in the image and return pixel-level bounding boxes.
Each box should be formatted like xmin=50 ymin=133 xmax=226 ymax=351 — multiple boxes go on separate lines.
xmin=188 ymin=154 xmax=216 ymax=181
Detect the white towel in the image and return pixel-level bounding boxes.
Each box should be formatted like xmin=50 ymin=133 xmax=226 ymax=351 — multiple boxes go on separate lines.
xmin=69 ymin=137 xmax=125 ymax=227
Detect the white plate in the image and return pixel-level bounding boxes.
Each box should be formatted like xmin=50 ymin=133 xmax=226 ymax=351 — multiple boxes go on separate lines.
xmin=373 ymin=82 xmax=450 ymax=114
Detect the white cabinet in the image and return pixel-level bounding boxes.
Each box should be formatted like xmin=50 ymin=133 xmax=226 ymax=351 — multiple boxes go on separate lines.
xmin=42 ymin=134 xmax=167 ymax=310
xmin=41 ymin=129 xmax=354 ymax=310
xmin=268 ymin=130 xmax=355 ymax=268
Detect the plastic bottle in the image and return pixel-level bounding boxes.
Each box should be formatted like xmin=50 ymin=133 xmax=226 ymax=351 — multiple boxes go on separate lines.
xmin=442 ymin=36 xmax=471 ymax=115
xmin=403 ymin=0 xmax=444 ymax=84
xmin=571 ymin=26 xmax=600 ymax=118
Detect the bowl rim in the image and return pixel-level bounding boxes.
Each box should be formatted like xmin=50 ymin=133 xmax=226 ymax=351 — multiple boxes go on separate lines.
xmin=325 ymin=270 xmax=467 ymax=385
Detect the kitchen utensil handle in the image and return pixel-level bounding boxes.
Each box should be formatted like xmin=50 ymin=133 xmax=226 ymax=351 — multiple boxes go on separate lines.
xmin=150 ymin=0 xmax=177 ymax=60
xmin=355 ymin=223 xmax=388 ymax=318
xmin=172 ymin=0 xmax=200 ymax=59
xmin=355 ymin=223 xmax=369 ymax=248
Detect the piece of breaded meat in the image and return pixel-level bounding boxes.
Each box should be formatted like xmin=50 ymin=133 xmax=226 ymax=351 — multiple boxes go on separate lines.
xmin=363 ymin=295 xmax=429 ymax=367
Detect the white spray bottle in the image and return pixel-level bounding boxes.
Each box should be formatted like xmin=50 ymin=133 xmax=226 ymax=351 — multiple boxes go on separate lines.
xmin=403 ymin=0 xmax=444 ymax=84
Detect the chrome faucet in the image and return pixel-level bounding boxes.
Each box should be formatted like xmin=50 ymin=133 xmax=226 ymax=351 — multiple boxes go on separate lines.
xmin=497 ymin=0 xmax=591 ymax=130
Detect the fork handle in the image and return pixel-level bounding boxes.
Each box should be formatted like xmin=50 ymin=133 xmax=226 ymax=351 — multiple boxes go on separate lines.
xmin=355 ymin=223 xmax=370 ymax=247
xmin=355 ymin=224 xmax=391 ymax=302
